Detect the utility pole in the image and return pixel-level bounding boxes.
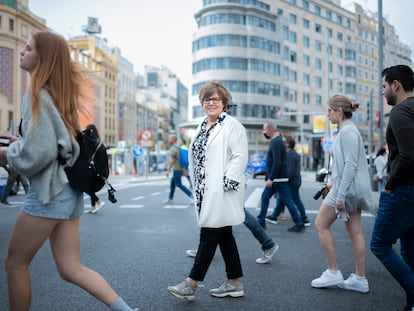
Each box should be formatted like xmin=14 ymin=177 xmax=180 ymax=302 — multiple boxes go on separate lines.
xmin=378 ymin=0 xmax=384 ymax=147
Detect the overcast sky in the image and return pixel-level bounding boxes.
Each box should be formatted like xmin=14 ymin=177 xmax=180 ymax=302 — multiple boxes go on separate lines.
xmin=29 ymin=0 xmax=413 ymax=87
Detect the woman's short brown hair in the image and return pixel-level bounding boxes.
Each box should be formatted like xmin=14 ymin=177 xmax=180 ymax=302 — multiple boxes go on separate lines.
xmin=198 ymin=80 xmax=231 ymax=112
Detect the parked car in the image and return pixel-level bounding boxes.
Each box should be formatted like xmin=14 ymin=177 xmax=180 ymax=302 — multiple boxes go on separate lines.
xmin=246 ymin=153 xmax=267 ymax=178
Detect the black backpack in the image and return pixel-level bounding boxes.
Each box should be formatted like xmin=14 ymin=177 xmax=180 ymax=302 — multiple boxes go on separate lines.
xmin=58 ymin=128 xmax=117 ymax=202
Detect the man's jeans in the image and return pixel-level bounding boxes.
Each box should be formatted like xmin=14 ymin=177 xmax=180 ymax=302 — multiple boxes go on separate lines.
xmin=257 ymin=182 xmax=303 ymax=225
xmin=370 ymin=186 xmax=414 ymax=308
xmin=169 ymin=170 xmax=192 ymax=200
xmin=244 ymin=208 xmax=274 ymax=251
xmin=275 ymin=183 xmax=308 ymax=223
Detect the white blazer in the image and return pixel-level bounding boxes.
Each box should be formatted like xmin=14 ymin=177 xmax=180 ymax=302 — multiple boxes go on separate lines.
xmin=189 ymin=114 xmax=248 ymax=228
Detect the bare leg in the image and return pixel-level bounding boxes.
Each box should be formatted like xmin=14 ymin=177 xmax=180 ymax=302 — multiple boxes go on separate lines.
xmin=314 ymin=204 xmax=338 ymax=270
xmin=345 ymin=210 xmax=366 ymax=276
xmin=49 ymin=218 xmax=119 ymax=306
xmin=5 ymin=212 xmax=59 ymax=311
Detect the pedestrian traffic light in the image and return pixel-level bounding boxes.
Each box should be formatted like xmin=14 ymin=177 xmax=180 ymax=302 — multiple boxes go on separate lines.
xmin=277 ymin=110 xmax=283 ymax=116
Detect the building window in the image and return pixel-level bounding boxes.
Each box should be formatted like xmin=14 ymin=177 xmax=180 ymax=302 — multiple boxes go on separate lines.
xmin=315 ymin=76 xmax=322 ymax=88
xmin=315 ymin=58 xmax=322 ymax=69
xmin=303 ymin=35 xmax=310 ymax=47
xmin=315 ymin=23 xmax=321 ymax=33
xmin=314 ymin=5 xmax=321 ymax=16
xmin=303 ymin=18 xmax=310 ymax=29
xmin=289 ymin=31 xmax=297 ymax=43
xmin=303 ymin=73 xmax=310 ymax=85
xmin=303 ymin=92 xmax=310 ymax=105
xmin=290 ymin=51 xmax=297 ymax=63
xmin=327 ymin=28 xmax=333 ymax=38
xmin=303 ymin=54 xmax=310 ymax=66
xmin=9 ymin=18 xmax=14 ymax=31
xmin=326 ymin=11 xmax=332 ymax=20
xmin=289 ymin=13 xmax=297 ymax=24
xmin=315 ymin=95 xmax=322 ymax=106
xmin=302 ymin=0 xmax=309 ymax=10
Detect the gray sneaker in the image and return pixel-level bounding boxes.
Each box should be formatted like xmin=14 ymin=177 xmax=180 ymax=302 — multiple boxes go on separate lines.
xmin=167 ymin=279 xmax=196 ymax=301
xmin=256 ymin=244 xmax=279 ymax=264
xmin=209 ymin=280 xmax=244 ymax=298
xmin=186 ymin=249 xmax=197 ymax=258
xmin=163 ymin=199 xmax=173 ymax=204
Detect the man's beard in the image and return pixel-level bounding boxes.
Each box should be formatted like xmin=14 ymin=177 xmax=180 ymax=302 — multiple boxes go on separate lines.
xmin=386 ymin=92 xmax=397 ymax=106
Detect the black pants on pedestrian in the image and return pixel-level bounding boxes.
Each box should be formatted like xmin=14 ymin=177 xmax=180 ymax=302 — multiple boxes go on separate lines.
xmin=89 ymin=193 xmax=99 ymax=206
xmin=189 ymin=226 xmax=243 ymax=281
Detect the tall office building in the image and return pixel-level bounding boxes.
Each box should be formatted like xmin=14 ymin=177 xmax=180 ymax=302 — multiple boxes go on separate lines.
xmin=190 ymin=0 xmax=412 ymax=168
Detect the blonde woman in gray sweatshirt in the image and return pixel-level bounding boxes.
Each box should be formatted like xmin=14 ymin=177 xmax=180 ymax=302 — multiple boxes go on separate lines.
xmin=311 ymin=95 xmax=373 ymax=293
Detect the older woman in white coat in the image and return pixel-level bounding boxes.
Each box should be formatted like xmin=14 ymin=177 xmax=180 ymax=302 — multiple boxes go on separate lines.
xmin=311 ymin=95 xmax=373 ymax=293
xmin=167 ymin=81 xmax=248 ymax=301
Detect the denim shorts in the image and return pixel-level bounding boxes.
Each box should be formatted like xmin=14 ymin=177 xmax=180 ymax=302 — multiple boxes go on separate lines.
xmin=21 ymin=183 xmax=84 ymax=219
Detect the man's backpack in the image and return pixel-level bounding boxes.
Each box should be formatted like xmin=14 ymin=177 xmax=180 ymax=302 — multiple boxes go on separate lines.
xmin=174 ymin=146 xmax=189 ymax=168
xmin=58 ymin=127 xmax=116 ymax=201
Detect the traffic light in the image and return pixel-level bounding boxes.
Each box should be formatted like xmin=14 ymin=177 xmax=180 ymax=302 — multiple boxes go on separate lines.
xmin=277 ymin=110 xmax=283 ymax=116
xmin=366 ymin=101 xmax=370 ymax=121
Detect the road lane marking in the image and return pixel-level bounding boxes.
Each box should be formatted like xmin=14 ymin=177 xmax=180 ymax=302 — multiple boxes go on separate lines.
xmin=119 ymin=205 xmax=145 ymax=208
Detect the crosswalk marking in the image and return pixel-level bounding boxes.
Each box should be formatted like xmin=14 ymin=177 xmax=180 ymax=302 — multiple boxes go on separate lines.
xmin=163 ymin=204 xmax=190 ymax=209
xmin=118 ymin=204 xmax=145 ymax=208
xmin=132 ymin=196 xmax=145 ymax=201
xmin=244 ymin=187 xmax=262 ymax=208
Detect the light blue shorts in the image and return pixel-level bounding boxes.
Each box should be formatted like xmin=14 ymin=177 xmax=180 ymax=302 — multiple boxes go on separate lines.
xmin=21 ymin=183 xmax=84 ymax=220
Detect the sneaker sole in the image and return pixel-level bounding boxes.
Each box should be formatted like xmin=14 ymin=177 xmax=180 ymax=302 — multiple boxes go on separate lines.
xmin=337 ymin=283 xmax=369 ymax=293
xmin=304 ymin=223 xmax=311 ymax=227
xmin=311 ymin=280 xmax=344 ymax=288
xmin=186 ymin=250 xmax=197 ymax=258
xmin=210 ymin=290 xmax=244 ymax=298
xmin=167 ymin=289 xmax=195 ymax=301
xmin=265 ymin=219 xmax=278 ymax=224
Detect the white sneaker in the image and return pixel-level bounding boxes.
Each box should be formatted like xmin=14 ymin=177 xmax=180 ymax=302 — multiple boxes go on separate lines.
xmin=311 ymin=269 xmax=344 ymax=288
xmin=337 ymin=273 xmax=369 ymax=293
xmin=186 ymin=249 xmax=197 ymax=258
xmin=256 ymin=244 xmax=279 ymax=264
xmin=163 ymin=199 xmax=173 ymax=204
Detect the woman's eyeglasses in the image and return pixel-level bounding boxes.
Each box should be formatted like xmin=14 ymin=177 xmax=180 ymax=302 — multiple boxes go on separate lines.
xmin=203 ymin=97 xmax=222 ymax=105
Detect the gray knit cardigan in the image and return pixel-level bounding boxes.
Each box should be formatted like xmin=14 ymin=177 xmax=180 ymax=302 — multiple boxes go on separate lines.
xmin=7 ymin=89 xmax=79 ymax=204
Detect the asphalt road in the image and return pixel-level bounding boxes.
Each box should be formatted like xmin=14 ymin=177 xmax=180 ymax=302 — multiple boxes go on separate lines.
xmin=0 ymin=172 xmax=406 ymax=311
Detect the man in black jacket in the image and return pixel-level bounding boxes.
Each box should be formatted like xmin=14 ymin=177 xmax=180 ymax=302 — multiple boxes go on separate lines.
xmin=370 ymin=65 xmax=414 ymax=311
xmin=256 ymin=121 xmax=305 ymax=232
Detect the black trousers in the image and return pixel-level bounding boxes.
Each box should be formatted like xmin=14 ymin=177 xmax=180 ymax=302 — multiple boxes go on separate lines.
xmin=89 ymin=193 xmax=99 ymax=206
xmin=189 ymin=226 xmax=243 ymax=281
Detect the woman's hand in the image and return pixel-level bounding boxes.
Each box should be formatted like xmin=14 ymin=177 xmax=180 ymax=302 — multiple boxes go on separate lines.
xmin=336 ymin=201 xmax=346 ymax=211
xmin=0 ymin=134 xmax=18 ymax=144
